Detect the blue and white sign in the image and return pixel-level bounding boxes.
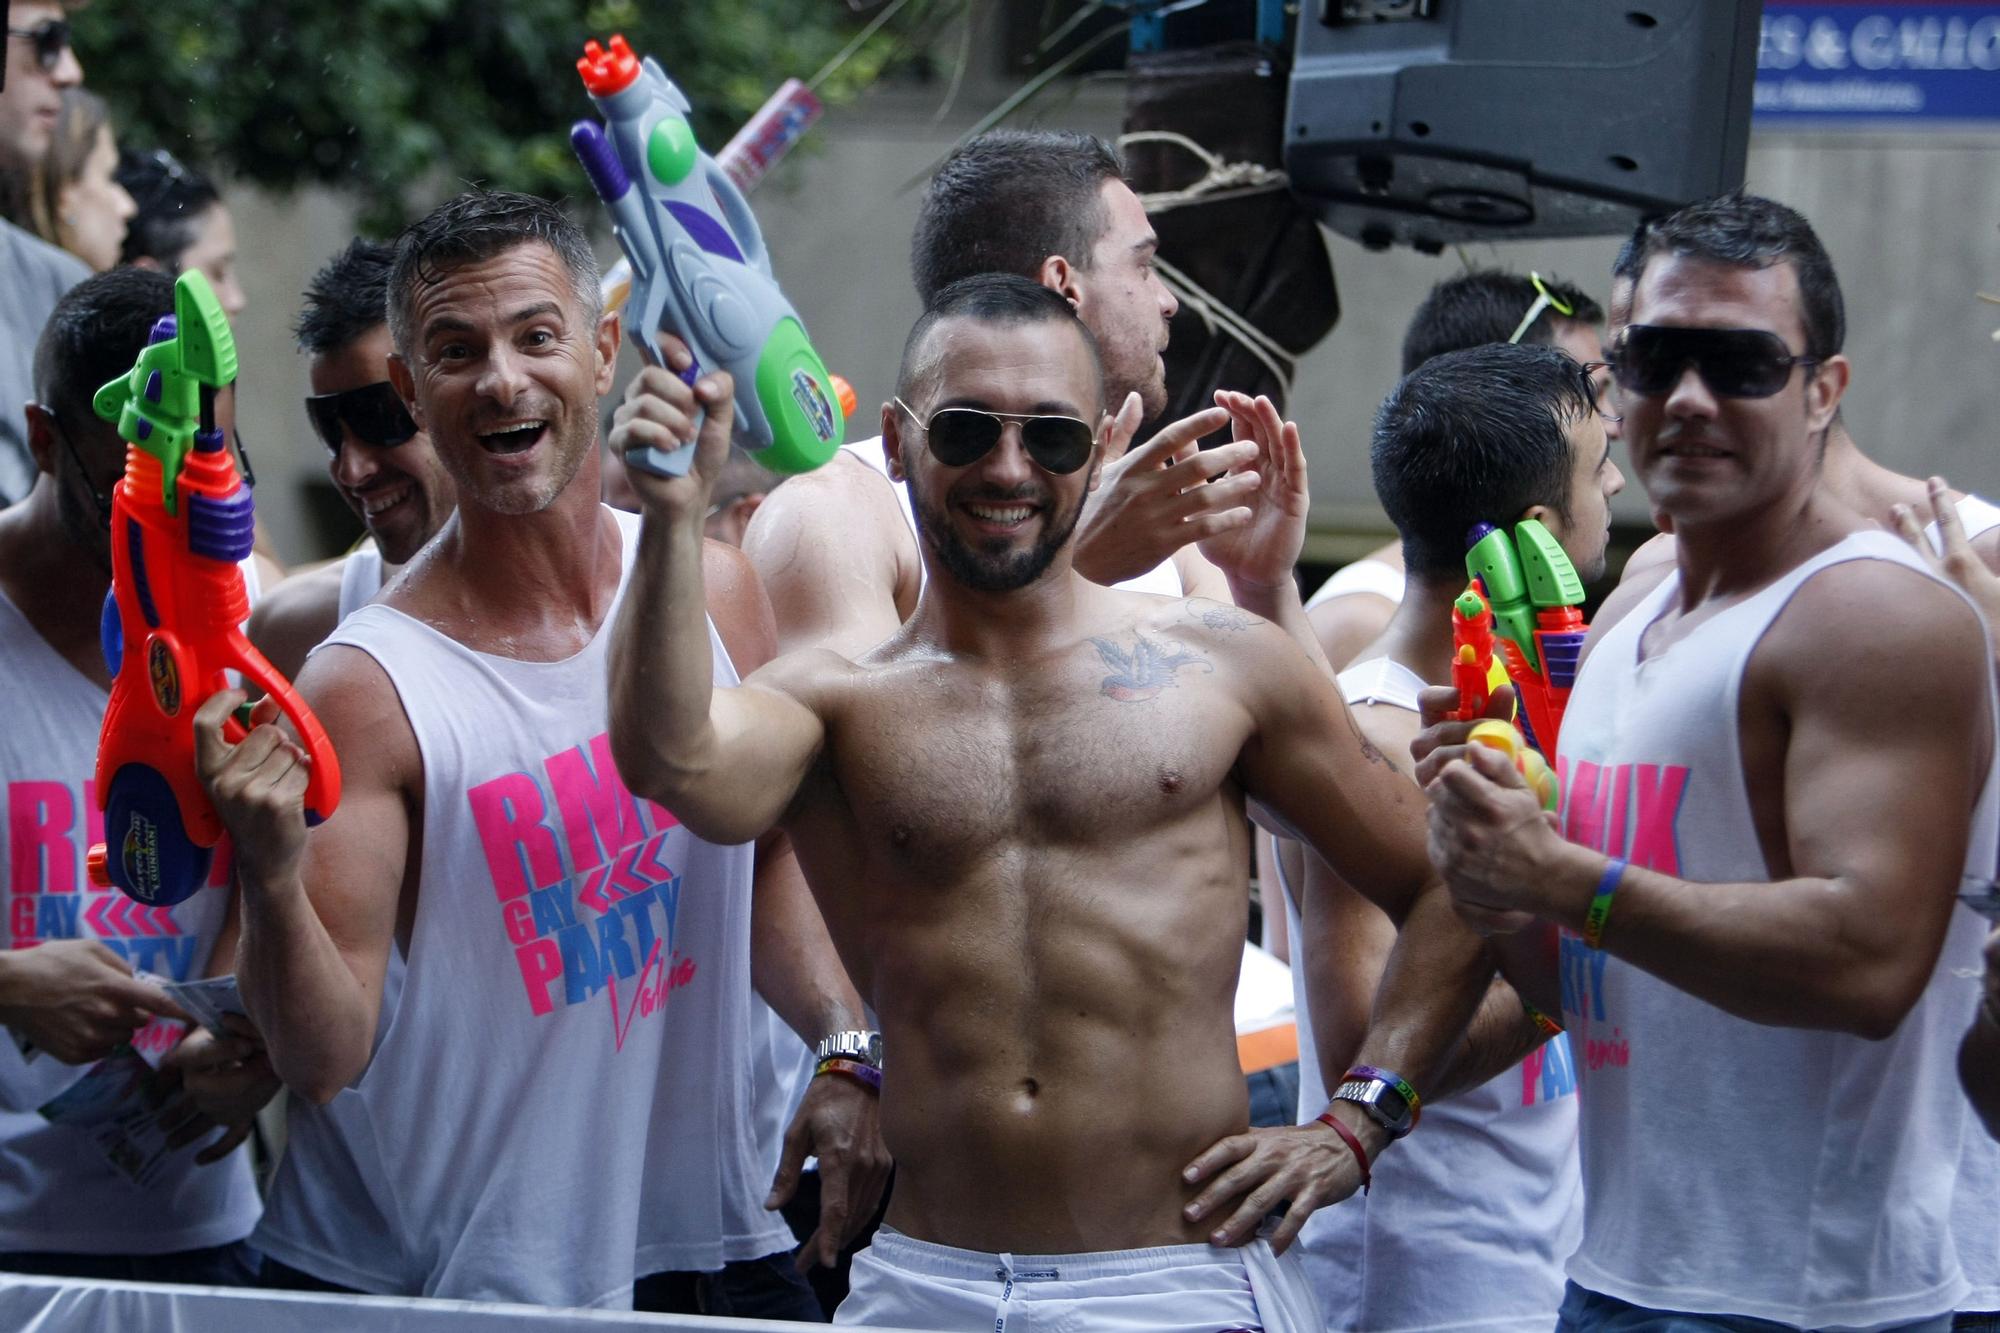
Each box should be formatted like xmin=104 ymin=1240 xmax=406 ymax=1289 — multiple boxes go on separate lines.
xmin=1756 ymin=4 xmax=2000 ymax=121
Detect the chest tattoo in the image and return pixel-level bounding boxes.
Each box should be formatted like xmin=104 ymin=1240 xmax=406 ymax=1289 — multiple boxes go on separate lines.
xmin=1090 ymin=632 xmax=1213 ymax=703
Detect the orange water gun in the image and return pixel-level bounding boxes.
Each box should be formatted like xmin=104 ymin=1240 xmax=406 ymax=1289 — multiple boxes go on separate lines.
xmin=86 ymin=272 xmax=342 ymax=905
xmin=1445 ymin=583 xmax=1558 ymax=811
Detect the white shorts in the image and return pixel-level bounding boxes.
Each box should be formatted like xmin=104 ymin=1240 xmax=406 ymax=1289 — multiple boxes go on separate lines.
xmin=834 ymin=1225 xmax=1323 ymax=1332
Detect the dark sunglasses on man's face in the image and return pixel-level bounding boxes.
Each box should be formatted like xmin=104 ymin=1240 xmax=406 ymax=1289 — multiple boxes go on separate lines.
xmin=1609 ymin=325 xmax=1821 ymax=400
xmin=305 ymin=381 xmax=418 ymax=455
xmin=6 ymin=18 xmax=70 ymax=73
xmin=893 ymin=398 xmax=1095 ymax=476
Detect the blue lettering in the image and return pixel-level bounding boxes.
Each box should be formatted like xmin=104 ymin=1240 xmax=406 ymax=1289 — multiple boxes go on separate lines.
xmin=558 ymin=922 xmax=607 ymax=1004
xmin=1558 ymin=935 xmax=1609 ymax=1023
xmin=1540 ymin=1033 xmax=1577 ymax=1100
xmin=35 ymin=896 xmax=78 ymax=939
xmin=530 ymin=882 xmax=579 ymax=937
xmin=617 ymin=886 xmax=658 ymax=964
xmin=654 ymin=873 xmax=682 ymax=953
xmin=595 ymin=909 xmax=638 ymax=980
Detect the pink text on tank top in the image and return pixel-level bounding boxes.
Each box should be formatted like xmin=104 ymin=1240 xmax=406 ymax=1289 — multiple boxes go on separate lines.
xmin=1550 ymin=757 xmax=1691 ymax=1073
xmin=8 ymin=777 xmax=230 ymax=976
xmin=466 ymin=731 xmax=699 ymax=1039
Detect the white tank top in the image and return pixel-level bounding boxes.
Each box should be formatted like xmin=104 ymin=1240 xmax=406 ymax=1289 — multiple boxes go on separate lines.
xmin=255 ymin=534 xmax=411 ymax=1293
xmin=0 ymin=589 xmax=258 ymax=1254
xmin=841 ymin=436 xmax=1184 ymax=598
xmin=322 ymin=508 xmax=789 ymax=1308
xmin=1941 ymin=495 xmax=2000 ymax=1312
xmin=1282 ymin=654 xmax=1581 ymax=1333
xmin=1304 ymin=557 xmax=1406 ymax=611
xmin=1558 ymin=530 xmax=1999 ymax=1327
xmin=336 ymin=540 xmax=386 ymax=621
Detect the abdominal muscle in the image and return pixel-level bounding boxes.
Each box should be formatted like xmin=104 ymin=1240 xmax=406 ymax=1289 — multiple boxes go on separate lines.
xmin=862 ymin=842 xmax=1253 ymax=1255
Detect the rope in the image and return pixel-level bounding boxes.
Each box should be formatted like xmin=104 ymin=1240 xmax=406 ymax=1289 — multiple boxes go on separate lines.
xmin=1115 ymin=129 xmax=1289 ymax=214
xmin=1152 ymin=253 xmax=1297 ymax=401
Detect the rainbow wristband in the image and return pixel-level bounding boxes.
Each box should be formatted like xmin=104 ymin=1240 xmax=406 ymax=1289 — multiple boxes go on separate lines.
xmin=1345 ymin=1065 xmax=1421 ymax=1132
xmin=1583 ymin=857 xmax=1627 ymax=951
xmin=1523 ymin=999 xmax=1565 ymax=1038
xmin=815 ymin=1056 xmax=882 ymax=1093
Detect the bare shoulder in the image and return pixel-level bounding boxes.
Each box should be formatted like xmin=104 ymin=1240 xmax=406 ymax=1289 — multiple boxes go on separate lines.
xmin=1619 ymin=531 xmax=1677 ymax=585
xmin=1142 ymin=595 xmax=1315 ymax=693
xmin=1972 ymin=523 xmax=2000 ymax=575
xmin=293 ymin=642 xmax=420 ymax=789
xmin=742 ymin=451 xmax=911 ymax=573
xmin=247 ymin=561 xmax=348 ymax=680
xmin=701 ymin=538 xmax=779 ymax=675
xmin=1584 ymin=542 xmax=1677 ymax=661
xmin=1762 ymin=555 xmax=1988 ymax=700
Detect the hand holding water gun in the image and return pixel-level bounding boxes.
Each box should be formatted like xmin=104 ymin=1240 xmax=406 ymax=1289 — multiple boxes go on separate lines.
xmin=1464 ymin=518 xmax=1587 ymax=759
xmin=1444 ymin=581 xmax=1558 ymax=811
xmin=87 ymin=271 xmax=341 ymax=906
xmin=571 ymin=35 xmax=843 ymax=479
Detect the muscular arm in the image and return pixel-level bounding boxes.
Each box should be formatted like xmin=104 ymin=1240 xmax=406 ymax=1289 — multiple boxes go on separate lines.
xmin=1306 ymin=594 xmax=1398 ymax=674
xmin=740 ymin=454 xmax=914 ymax=658
xmin=245 ymin=562 xmax=345 ymax=681
xmin=225 ymin=647 xmax=411 ymax=1103
xmin=1432 ymin=562 xmax=1993 ymax=1039
xmin=606 ymin=382 xmax=830 ymax=847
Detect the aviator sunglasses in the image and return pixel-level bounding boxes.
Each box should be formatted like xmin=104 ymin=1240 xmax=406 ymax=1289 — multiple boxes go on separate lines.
xmin=892 ymin=398 xmax=1096 ymax=475
xmin=1609 ymin=325 xmax=1821 ymax=400
xmin=305 ymin=381 xmax=418 ymax=454
xmin=5 ymin=18 xmax=70 ymax=73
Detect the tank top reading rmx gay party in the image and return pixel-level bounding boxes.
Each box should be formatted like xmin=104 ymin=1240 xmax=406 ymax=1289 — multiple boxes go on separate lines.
xmin=323 ymin=508 xmax=790 ymax=1309
xmin=1556 ymin=531 xmax=1999 ymax=1328
xmin=0 ymin=589 xmax=258 ymax=1254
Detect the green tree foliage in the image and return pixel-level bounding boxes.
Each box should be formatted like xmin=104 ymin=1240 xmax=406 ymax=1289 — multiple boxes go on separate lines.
xmin=71 ymin=0 xmax=943 ymax=233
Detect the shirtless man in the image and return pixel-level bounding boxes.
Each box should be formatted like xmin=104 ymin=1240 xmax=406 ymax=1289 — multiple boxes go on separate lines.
xmin=1416 ymin=192 xmax=1998 ymax=1329
xmin=249 ymin=239 xmax=456 ymax=679
xmin=742 ymin=130 xmax=1244 ymax=661
xmin=607 ymin=273 xmax=1490 ymax=1330
xmin=197 ymin=191 xmax=880 ymax=1312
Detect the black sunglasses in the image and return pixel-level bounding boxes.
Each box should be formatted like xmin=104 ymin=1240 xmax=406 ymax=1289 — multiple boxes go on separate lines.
xmin=892 ymin=397 xmax=1095 ymax=476
xmin=1609 ymin=326 xmax=1821 ymax=400
xmin=305 ymin=381 xmax=418 ymax=454
xmin=6 ymin=18 xmax=69 ymax=73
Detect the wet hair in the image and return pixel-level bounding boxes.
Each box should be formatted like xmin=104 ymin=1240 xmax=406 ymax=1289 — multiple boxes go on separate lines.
xmin=386 ymin=189 xmax=600 ymax=358
xmin=1611 ymin=191 xmax=1844 ymax=358
xmin=895 ymin=272 xmax=1104 ymax=411
xmin=912 ymin=130 xmax=1126 ymax=306
xmin=33 ymin=265 xmax=177 ymax=430
xmin=21 ymin=87 xmax=111 ymax=249
xmin=1400 ymin=270 xmax=1602 ymax=376
xmin=1372 ymin=342 xmax=1595 ymax=581
xmin=115 ymin=146 xmax=222 ymax=269
xmin=295 ymin=238 xmax=396 ymax=356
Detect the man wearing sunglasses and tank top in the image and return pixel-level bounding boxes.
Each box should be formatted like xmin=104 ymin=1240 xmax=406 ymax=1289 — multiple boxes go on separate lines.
xmin=1414 ymin=192 xmax=2000 ymax=1332
xmin=607 ymin=272 xmax=1504 ymax=1331
xmin=249 ymin=240 xmax=457 ymax=684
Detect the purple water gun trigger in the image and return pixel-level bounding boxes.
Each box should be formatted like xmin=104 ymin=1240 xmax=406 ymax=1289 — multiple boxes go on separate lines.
xmin=570 ymin=121 xmax=630 ymax=201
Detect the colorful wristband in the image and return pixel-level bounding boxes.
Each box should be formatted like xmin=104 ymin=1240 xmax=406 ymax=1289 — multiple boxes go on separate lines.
xmin=1583 ymin=856 xmax=1627 ymax=951
xmin=1316 ymin=1110 xmax=1372 ymax=1194
xmin=1345 ymin=1065 xmax=1421 ymax=1132
xmin=815 ymin=1056 xmax=882 ymax=1092
xmin=1523 ymin=999 xmax=1565 ymax=1038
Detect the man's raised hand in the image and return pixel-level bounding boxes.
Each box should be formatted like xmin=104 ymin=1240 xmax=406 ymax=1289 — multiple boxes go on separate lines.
xmin=1072 ymin=401 xmax=1254 ymax=585
xmin=194 ymin=691 xmax=310 ymax=891
xmin=608 ymin=331 xmax=737 ymax=522
xmin=1197 ymin=391 xmax=1309 ymax=594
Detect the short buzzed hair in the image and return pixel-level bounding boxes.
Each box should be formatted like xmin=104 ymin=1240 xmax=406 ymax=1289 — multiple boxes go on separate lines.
xmin=386 ymin=189 xmax=601 ymax=358
xmin=895 ymin=272 xmax=1104 ymax=411
xmin=1401 ymin=270 xmax=1602 ymax=375
xmin=34 ymin=266 xmax=177 ymax=431
xmin=912 ymin=131 xmax=1126 ymax=306
xmin=296 ymin=238 xmax=397 ymax=356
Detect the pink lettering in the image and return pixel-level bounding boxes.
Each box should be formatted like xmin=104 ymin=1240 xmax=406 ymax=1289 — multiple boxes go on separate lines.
xmin=1604 ymin=765 xmax=1631 ymax=858
xmin=1628 ymin=765 xmax=1690 ymax=874
xmin=546 ymin=736 xmax=645 ymax=875
xmin=1563 ymin=760 xmax=1606 ymax=851
xmin=501 ymin=898 xmax=536 ymax=947
xmin=10 ymin=896 xmax=35 ymax=945
xmin=1520 ymin=1045 xmax=1545 ymax=1106
xmin=9 ymin=781 xmax=77 ymax=896
xmin=84 ymin=780 xmax=102 ymax=849
xmin=514 ymin=939 xmax=563 ymax=1016
xmin=467 ymin=773 xmax=564 ymax=902
xmin=608 ymin=940 xmax=699 ymax=1052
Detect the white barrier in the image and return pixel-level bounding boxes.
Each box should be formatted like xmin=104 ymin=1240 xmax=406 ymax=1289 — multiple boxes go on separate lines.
xmin=0 ymin=1273 xmax=933 ymax=1331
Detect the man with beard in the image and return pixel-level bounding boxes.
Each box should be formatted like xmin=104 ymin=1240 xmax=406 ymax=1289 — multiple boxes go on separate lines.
xmin=606 ymin=273 xmax=1492 ymax=1330
xmin=198 ymin=191 xmax=883 ymax=1312
xmin=249 ymin=239 xmax=457 ymax=680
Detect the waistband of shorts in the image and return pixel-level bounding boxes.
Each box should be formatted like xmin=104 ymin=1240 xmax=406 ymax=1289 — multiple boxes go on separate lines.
xmin=866 ymin=1226 xmax=1254 ymax=1282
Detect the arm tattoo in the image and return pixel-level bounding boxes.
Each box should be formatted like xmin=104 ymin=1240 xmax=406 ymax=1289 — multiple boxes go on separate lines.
xmin=1350 ymin=715 xmax=1403 ymax=774
xmin=1091 ymin=633 xmax=1214 ymax=702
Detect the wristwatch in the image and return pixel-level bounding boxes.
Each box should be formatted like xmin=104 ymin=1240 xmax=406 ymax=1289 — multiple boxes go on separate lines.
xmin=813 ymin=1030 xmax=883 ymax=1070
xmin=1333 ymin=1072 xmax=1416 ymax=1140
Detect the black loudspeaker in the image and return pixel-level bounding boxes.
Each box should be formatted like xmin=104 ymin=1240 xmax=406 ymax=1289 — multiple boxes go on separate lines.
xmin=1283 ymin=0 xmax=1761 ymax=252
